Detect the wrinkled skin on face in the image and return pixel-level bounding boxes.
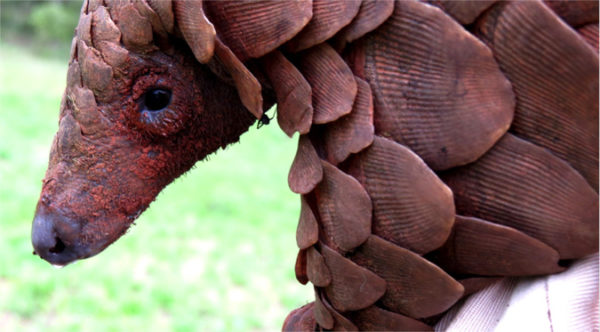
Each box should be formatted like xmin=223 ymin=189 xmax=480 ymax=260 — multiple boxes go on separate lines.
xmin=31 ymin=3 xmax=257 ymax=266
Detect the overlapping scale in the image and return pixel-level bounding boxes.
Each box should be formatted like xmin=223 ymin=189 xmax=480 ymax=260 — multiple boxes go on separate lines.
xmin=296 ymin=196 xmax=318 ymax=250
xmin=321 ymin=244 xmax=386 ymax=312
xmin=476 ymin=1 xmax=599 ymax=191
xmin=286 ymin=0 xmax=362 ymax=52
xmin=306 ymin=246 xmax=331 ymax=287
xmin=348 ymin=305 xmax=433 ymax=331
xmin=336 ymin=0 xmax=394 ymax=44
xmin=318 ymin=290 xmax=359 ymax=331
xmin=345 ymin=136 xmax=455 ymax=254
xmin=441 ymin=134 xmax=599 ymax=260
xmin=322 ymin=77 xmax=374 ymax=165
xmin=95 ymin=41 xmax=128 ymax=70
xmin=85 ymin=0 xmax=101 ymax=13
xmin=78 ymin=41 xmax=113 ymax=99
xmin=204 ymin=1 xmax=312 ymax=61
xmin=362 ymin=0 xmax=514 ymax=170
xmin=133 ymin=0 xmax=169 ymax=39
xmin=314 ymin=161 xmax=371 ymax=252
xmin=288 ymin=135 xmax=323 ymax=194
xmin=295 ymin=249 xmax=308 ymax=285
xmin=428 ymin=0 xmax=497 ymax=25
xmin=432 ymin=215 xmax=563 ymax=276
xmin=350 ymin=235 xmax=463 ymax=318
xmin=458 ymin=277 xmax=503 ymax=297
xmin=76 ymin=12 xmax=92 ymax=45
xmin=261 ymin=51 xmax=313 ymax=137
xmin=578 ymin=24 xmax=599 ymax=53
xmin=313 ymin=289 xmax=334 ymax=329
xmin=282 ymin=302 xmax=316 ymax=331
xmin=297 ymin=44 xmax=357 ymax=124
xmin=212 ymin=38 xmax=263 ymax=119
xmin=115 ymin=3 xmax=155 ymax=49
xmin=173 ymin=0 xmax=215 ymax=63
xmin=91 ymin=6 xmax=120 ymax=46
xmin=543 ymin=0 xmax=599 ymax=27
xmin=146 ymin=0 xmax=174 ymax=34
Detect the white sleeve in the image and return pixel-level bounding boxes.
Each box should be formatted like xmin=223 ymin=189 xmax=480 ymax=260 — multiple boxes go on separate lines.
xmin=436 ymin=253 xmax=599 ymax=332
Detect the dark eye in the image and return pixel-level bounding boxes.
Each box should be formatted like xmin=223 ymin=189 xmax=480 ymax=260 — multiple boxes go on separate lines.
xmin=144 ymin=88 xmax=171 ymax=111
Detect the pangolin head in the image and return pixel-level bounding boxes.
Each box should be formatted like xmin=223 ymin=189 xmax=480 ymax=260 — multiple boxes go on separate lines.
xmin=31 ymin=0 xmax=258 ymax=266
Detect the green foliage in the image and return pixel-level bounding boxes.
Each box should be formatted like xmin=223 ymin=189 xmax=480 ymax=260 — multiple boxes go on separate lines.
xmin=28 ymin=2 xmax=80 ymax=43
xmin=0 ymin=43 xmax=311 ymax=331
xmin=0 ymin=1 xmax=81 ymax=58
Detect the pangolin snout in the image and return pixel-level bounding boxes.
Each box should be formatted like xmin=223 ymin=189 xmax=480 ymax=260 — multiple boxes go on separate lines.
xmin=31 ymin=204 xmax=91 ymax=266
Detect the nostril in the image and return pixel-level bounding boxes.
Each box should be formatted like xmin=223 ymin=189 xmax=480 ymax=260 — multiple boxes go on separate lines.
xmin=49 ymin=236 xmax=66 ymax=253
xmin=32 ymin=206 xmax=84 ymax=265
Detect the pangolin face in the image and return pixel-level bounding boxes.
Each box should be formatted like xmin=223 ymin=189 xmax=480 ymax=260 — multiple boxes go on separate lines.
xmin=31 ymin=3 xmax=255 ymax=266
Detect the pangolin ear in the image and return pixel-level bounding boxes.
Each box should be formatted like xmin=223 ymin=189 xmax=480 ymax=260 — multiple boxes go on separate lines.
xmin=172 ymin=0 xmax=216 ymax=64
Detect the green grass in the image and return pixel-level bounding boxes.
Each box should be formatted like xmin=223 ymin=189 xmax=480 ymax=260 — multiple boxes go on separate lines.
xmin=0 ymin=43 xmax=312 ymax=331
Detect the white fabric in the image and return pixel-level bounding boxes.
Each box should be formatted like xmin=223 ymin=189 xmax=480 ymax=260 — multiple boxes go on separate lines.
xmin=436 ymin=253 xmax=599 ymax=332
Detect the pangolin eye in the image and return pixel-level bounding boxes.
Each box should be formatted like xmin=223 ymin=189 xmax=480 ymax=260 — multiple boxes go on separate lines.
xmin=144 ymin=88 xmax=172 ymax=111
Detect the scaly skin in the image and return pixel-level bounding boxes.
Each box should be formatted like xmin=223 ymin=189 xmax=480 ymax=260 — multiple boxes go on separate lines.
xmin=31 ymin=0 xmax=598 ymax=330
xmin=31 ymin=3 xmax=257 ymax=265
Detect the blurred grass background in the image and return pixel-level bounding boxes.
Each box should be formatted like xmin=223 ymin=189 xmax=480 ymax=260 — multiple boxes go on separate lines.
xmin=0 ymin=1 xmax=311 ymax=331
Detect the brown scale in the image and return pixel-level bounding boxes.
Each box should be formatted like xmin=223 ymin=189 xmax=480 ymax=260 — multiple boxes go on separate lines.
xmin=30 ymin=0 xmax=599 ymax=331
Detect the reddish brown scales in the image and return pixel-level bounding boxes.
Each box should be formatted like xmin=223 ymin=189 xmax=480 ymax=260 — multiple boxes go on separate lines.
xmin=288 ymin=135 xmax=323 ymax=194
xmin=428 ymin=0 xmax=497 ymax=25
xmin=477 ymin=0 xmax=599 ymax=191
xmin=30 ymin=1 xmax=600 ymax=330
xmin=145 ymin=0 xmax=174 ymax=34
xmin=442 ymin=134 xmax=599 ymax=260
xmin=94 ymin=41 xmax=128 ymax=71
xmin=578 ymin=23 xmax=599 ymax=54
xmin=314 ymin=161 xmax=371 ymax=252
xmin=361 ymin=0 xmax=515 ymax=170
xmin=318 ymin=290 xmax=359 ymax=331
xmin=313 ymin=289 xmax=334 ymax=329
xmin=322 ymin=76 xmax=374 ymax=165
xmin=543 ymin=0 xmax=599 ymax=27
xmin=321 ymin=244 xmax=386 ymax=312
xmin=296 ymin=43 xmax=357 ymax=124
xmin=350 ymin=235 xmax=464 ymax=318
xmin=204 ymin=0 xmax=312 ymax=61
xmin=295 ymin=249 xmax=308 ymax=285
xmin=261 ymin=51 xmax=313 ymax=137
xmin=282 ymin=302 xmax=316 ymax=332
xmin=91 ymin=6 xmax=121 ymax=45
xmin=173 ymin=0 xmax=215 ymax=63
xmin=78 ymin=41 xmax=113 ymax=101
xmin=295 ymin=196 xmax=319 ymax=250
xmin=213 ymin=37 xmax=263 ymax=119
xmin=306 ymin=246 xmax=331 ymax=287
xmin=349 ymin=305 xmax=433 ymax=332
xmin=432 ymin=215 xmax=563 ymax=276
xmin=76 ymin=12 xmax=92 ymax=45
xmin=335 ymin=0 xmax=395 ymax=45
xmin=286 ymin=0 xmax=362 ymax=52
xmin=133 ymin=0 xmax=169 ymax=41
xmin=70 ymin=86 xmax=108 ymax=136
xmin=458 ymin=277 xmax=504 ymax=297
xmin=116 ymin=3 xmax=155 ymax=51
xmin=345 ymin=136 xmax=455 ymax=254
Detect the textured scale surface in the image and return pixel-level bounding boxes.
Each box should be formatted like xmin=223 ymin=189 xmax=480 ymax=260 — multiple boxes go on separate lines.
xmin=30 ymin=0 xmax=598 ymax=330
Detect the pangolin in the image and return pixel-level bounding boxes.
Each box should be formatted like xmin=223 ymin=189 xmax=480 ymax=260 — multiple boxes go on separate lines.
xmin=31 ymin=0 xmax=598 ymax=330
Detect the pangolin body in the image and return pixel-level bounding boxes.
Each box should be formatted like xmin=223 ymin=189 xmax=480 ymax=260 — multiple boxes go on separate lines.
xmin=30 ymin=0 xmax=598 ymax=330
